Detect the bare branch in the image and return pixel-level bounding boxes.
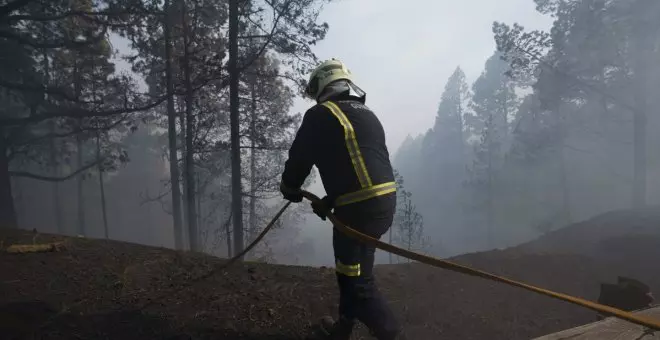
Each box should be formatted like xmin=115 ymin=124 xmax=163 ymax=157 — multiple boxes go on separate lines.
xmin=139 ymin=186 xmax=172 ymax=206
xmin=0 ymin=93 xmax=167 ymax=127
xmin=14 ymin=116 xmax=130 ymax=147
xmin=9 ymin=159 xmax=100 ymax=182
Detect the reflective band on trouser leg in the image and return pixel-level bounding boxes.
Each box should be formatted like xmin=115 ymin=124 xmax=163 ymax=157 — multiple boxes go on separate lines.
xmin=321 ymin=101 xmax=372 ymax=188
xmin=335 ymin=182 xmax=397 ymax=207
xmin=336 ymin=260 xmax=361 ymax=277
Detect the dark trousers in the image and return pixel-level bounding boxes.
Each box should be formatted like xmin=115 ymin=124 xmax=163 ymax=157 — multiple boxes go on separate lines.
xmin=332 ymin=195 xmax=400 ymax=340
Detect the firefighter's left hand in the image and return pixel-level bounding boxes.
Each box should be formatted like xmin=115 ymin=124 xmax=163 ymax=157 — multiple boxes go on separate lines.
xmin=311 ymin=196 xmax=334 ymax=221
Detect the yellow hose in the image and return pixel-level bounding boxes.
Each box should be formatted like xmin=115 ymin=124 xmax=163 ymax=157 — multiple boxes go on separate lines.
xmin=294 ymin=190 xmax=660 ymax=331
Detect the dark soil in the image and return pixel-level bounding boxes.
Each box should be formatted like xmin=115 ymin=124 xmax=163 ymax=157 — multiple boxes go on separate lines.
xmin=1 ymin=207 xmax=659 ymax=340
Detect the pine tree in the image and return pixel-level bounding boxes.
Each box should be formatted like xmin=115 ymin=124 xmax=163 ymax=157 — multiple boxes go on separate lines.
xmin=240 ymin=54 xmax=299 ymax=258
xmin=465 ymin=52 xmax=519 ymax=248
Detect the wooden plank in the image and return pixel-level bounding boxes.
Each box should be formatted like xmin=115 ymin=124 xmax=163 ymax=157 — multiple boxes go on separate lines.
xmin=533 ymin=306 xmax=660 ymax=340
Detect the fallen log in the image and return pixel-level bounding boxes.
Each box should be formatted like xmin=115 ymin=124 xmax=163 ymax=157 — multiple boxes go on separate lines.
xmin=5 ymin=242 xmax=66 ymax=254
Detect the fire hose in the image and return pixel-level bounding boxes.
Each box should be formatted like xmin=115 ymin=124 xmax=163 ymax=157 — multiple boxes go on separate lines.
xmin=229 ymin=190 xmax=660 ymax=331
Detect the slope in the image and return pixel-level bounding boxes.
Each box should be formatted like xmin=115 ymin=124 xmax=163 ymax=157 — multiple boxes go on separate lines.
xmin=1 ymin=207 xmax=659 ymax=339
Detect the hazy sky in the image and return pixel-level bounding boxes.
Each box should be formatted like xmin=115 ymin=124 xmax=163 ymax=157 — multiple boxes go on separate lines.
xmin=291 ymin=0 xmax=553 ymax=156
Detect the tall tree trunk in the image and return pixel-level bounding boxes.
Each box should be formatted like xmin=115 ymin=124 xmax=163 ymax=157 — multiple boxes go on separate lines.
xmin=225 ymin=209 xmax=233 ymax=257
xmin=196 ymin=170 xmax=202 ymax=247
xmin=182 ymin=4 xmax=198 ymax=252
xmin=486 ymin=116 xmax=494 ymax=249
xmin=229 ymin=0 xmax=245 ymax=258
xmin=163 ymin=0 xmax=184 ymax=250
xmin=96 ymin=132 xmax=109 ymax=238
xmin=49 ymin=133 xmax=63 ymax=233
xmin=0 ymin=137 xmax=16 ymax=228
xmin=42 ymin=46 xmax=64 ymax=234
xmin=73 ymin=56 xmax=85 ymax=236
xmin=76 ymin=131 xmax=86 ymax=236
xmin=248 ymin=82 xmax=258 ymax=251
xmin=179 ymin=97 xmax=189 ymax=248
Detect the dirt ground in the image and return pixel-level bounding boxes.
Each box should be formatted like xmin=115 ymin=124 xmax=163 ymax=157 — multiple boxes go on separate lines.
xmin=1 ymin=207 xmax=659 ymax=340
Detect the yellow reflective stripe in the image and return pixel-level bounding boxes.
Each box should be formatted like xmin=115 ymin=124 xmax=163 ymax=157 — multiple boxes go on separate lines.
xmin=335 ymin=181 xmax=397 ymax=207
xmin=321 ymin=101 xmax=372 ymax=188
xmin=335 ymin=260 xmax=361 ymax=277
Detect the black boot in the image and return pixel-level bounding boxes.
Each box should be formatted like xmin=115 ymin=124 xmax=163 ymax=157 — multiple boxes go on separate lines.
xmin=312 ymin=315 xmax=354 ymax=340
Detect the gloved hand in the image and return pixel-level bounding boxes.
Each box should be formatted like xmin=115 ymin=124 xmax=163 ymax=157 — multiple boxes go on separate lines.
xmin=280 ymin=182 xmax=303 ymax=203
xmin=311 ymin=196 xmax=334 ymax=221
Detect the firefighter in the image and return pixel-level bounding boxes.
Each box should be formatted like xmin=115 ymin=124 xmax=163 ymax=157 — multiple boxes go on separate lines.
xmin=279 ymin=58 xmax=404 ymax=340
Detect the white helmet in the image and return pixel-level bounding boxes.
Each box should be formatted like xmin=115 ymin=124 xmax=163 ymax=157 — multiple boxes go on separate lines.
xmin=304 ymin=58 xmax=354 ymax=100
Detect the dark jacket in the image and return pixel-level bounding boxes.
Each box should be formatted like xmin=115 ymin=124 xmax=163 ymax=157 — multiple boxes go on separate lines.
xmin=281 ymin=94 xmax=396 ymax=213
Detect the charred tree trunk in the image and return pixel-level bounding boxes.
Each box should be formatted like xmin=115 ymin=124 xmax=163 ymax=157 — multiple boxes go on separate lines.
xmin=163 ymin=0 xmax=184 ymax=249
xmin=196 ymin=170 xmax=203 ymax=248
xmin=182 ymin=3 xmax=198 ymax=252
xmin=0 ymin=136 xmax=17 ymax=228
xmin=73 ymin=56 xmax=85 ymax=236
xmin=248 ymin=82 xmax=258 ymax=249
xmin=96 ymin=131 xmax=109 ymax=238
xmin=42 ymin=47 xmax=64 ymax=234
xmin=177 ymin=97 xmax=189 ymax=248
xmin=75 ymin=130 xmax=86 ymax=236
xmin=229 ymin=0 xmax=244 ymax=258
xmin=225 ymin=209 xmax=233 ymax=257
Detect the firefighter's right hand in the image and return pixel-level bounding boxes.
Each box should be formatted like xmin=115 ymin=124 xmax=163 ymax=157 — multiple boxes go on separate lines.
xmin=280 ymin=182 xmax=303 ymax=203
xmin=311 ymin=196 xmax=333 ymax=221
